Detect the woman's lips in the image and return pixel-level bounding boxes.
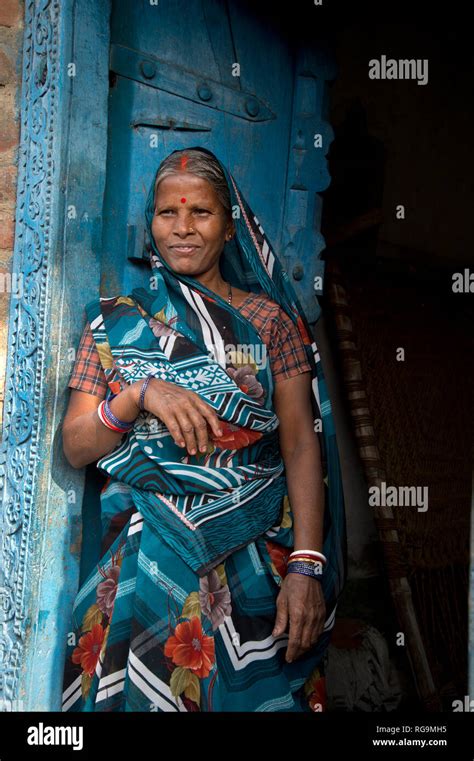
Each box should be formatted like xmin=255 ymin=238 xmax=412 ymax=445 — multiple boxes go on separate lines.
xmin=170 ymin=245 xmax=199 ymax=254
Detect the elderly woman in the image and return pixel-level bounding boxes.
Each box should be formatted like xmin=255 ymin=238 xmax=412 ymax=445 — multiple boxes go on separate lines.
xmin=61 ymin=147 xmax=346 ymax=712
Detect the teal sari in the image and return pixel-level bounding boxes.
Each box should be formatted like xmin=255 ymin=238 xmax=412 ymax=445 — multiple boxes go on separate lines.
xmin=61 ymin=146 xmax=347 ymax=712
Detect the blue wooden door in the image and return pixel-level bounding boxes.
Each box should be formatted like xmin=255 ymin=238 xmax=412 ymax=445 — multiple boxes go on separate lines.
xmin=100 ymin=0 xmax=329 ymax=314
xmin=78 ymin=0 xmax=332 ymax=584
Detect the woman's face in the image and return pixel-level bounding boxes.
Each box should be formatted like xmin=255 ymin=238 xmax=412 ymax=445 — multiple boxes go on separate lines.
xmin=151 ymin=173 xmax=234 ymax=281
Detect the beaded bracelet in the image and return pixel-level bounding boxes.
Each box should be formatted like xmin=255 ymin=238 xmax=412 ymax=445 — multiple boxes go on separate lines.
xmin=139 ymin=373 xmax=155 ymax=411
xmin=286 ymin=560 xmax=323 ymax=580
xmin=97 ymin=399 xmax=135 ymax=434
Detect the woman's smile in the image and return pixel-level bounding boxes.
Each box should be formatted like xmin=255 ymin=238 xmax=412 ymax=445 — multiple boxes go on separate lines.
xmin=169 ymin=244 xmax=201 ymax=255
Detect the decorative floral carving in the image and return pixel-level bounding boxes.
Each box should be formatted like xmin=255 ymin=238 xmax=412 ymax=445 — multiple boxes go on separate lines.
xmin=0 ymin=0 xmax=59 ymax=708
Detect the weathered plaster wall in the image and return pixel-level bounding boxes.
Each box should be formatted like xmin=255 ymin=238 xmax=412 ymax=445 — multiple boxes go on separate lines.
xmin=0 ymin=0 xmax=24 ymax=432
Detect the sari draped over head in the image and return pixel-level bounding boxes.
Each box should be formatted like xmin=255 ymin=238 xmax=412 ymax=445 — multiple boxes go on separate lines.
xmin=85 ymin=145 xmax=346 ymax=619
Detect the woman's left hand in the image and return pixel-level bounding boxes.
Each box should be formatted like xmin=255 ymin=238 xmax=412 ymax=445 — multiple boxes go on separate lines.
xmin=272 ymin=573 xmax=326 ymax=662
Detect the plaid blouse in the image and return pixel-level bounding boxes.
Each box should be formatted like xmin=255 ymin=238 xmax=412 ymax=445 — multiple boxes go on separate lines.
xmin=68 ymin=293 xmax=311 ymax=398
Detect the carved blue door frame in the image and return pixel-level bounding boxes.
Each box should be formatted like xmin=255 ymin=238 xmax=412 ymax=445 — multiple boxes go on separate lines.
xmin=0 ymin=0 xmax=113 ymax=711
xmin=0 ymin=0 xmax=337 ymax=711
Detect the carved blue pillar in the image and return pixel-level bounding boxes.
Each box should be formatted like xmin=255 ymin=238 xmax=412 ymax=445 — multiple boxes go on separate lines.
xmin=281 ymin=45 xmax=337 ymax=323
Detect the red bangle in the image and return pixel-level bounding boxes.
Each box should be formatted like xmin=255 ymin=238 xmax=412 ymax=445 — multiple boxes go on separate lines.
xmin=97 ymin=400 xmax=131 ymax=433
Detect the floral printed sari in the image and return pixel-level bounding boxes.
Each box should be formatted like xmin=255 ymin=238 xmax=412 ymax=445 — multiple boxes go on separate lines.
xmin=61 ymin=146 xmax=347 ymax=712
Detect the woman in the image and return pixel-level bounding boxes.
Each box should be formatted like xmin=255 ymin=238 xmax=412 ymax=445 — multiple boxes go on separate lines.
xmin=61 ymin=146 xmax=347 ymax=712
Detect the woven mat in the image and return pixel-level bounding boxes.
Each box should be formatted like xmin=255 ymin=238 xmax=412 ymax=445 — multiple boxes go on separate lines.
xmin=340 ymin=265 xmax=473 ymax=696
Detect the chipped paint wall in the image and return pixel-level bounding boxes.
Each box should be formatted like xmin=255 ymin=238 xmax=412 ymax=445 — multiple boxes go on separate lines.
xmin=0 ymin=0 xmax=24 ymax=432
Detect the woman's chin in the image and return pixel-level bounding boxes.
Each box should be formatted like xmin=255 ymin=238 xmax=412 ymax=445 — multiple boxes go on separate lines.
xmin=170 ymin=262 xmax=202 ymax=276
xmin=164 ymin=257 xmax=205 ymax=276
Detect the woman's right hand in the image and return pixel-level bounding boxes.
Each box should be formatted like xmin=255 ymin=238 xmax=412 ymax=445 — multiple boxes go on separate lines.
xmin=130 ymin=377 xmax=223 ymax=456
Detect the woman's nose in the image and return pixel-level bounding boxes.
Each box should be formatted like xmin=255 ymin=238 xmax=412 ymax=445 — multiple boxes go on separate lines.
xmin=172 ymin=213 xmax=194 ymax=235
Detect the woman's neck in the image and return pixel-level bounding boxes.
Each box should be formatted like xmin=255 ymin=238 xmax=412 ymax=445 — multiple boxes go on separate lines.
xmin=195 ymin=273 xmax=229 ymax=299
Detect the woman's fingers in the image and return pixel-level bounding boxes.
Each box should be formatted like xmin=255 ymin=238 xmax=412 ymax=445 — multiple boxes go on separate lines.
xmin=163 ymin=414 xmax=187 ymax=448
xmin=272 ymin=591 xmax=289 ymax=638
xmin=174 ymin=410 xmax=200 ymax=454
xmin=174 ymin=396 xmax=223 ymax=452
xmin=176 ymin=406 xmax=209 ymax=454
xmin=145 ymin=381 xmax=224 ymax=452
xmin=301 ymin=614 xmax=322 ymax=651
xmin=193 ymin=397 xmax=223 ymax=437
xmin=286 ymin=610 xmax=304 ymax=662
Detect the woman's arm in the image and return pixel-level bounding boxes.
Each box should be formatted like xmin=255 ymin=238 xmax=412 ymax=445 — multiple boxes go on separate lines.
xmin=63 ymin=378 xmax=225 ymax=469
xmin=272 ymin=370 xmax=327 ymax=662
xmin=273 ymin=371 xmax=325 ymax=551
xmin=62 ymin=385 xmax=141 ymax=469
xmin=63 ymin=319 xmax=220 ymax=468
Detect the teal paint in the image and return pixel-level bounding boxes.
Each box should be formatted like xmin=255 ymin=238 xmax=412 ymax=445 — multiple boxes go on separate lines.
xmin=0 ymin=0 xmax=112 ymax=711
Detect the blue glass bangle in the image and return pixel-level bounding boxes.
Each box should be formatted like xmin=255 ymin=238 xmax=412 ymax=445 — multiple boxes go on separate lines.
xmin=139 ymin=373 xmax=155 ymax=411
xmin=286 ymin=560 xmax=323 ymax=580
xmin=104 ymin=397 xmax=134 ymax=431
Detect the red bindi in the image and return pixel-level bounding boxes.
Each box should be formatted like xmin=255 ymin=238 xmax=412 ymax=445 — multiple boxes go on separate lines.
xmin=180 ymin=197 xmax=186 ymax=203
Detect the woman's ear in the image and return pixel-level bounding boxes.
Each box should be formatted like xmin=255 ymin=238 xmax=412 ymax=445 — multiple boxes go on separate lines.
xmin=226 ymin=220 xmax=236 ymax=240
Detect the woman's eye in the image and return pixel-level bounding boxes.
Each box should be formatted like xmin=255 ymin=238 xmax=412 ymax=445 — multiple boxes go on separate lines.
xmin=158 ymin=209 xmax=209 ymax=216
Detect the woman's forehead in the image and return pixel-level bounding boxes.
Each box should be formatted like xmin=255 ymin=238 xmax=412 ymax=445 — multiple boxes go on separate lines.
xmin=155 ymin=174 xmax=219 ymax=199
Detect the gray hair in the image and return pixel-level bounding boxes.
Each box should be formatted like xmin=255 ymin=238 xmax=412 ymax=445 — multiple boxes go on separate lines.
xmin=153 ymin=149 xmax=232 ymax=217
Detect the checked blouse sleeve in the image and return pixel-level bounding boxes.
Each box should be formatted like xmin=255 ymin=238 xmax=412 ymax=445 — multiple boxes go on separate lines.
xmin=268 ymin=306 xmax=312 ymax=382
xmin=67 ymin=322 xmax=108 ymax=398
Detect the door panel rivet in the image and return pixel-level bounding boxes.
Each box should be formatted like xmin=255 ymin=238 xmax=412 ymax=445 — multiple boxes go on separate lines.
xmin=245 ymin=97 xmax=260 ymax=116
xmin=292 ymin=264 xmax=304 ymax=280
xmin=197 ymin=84 xmax=212 ymax=101
xmin=140 ymin=61 xmax=156 ymax=79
